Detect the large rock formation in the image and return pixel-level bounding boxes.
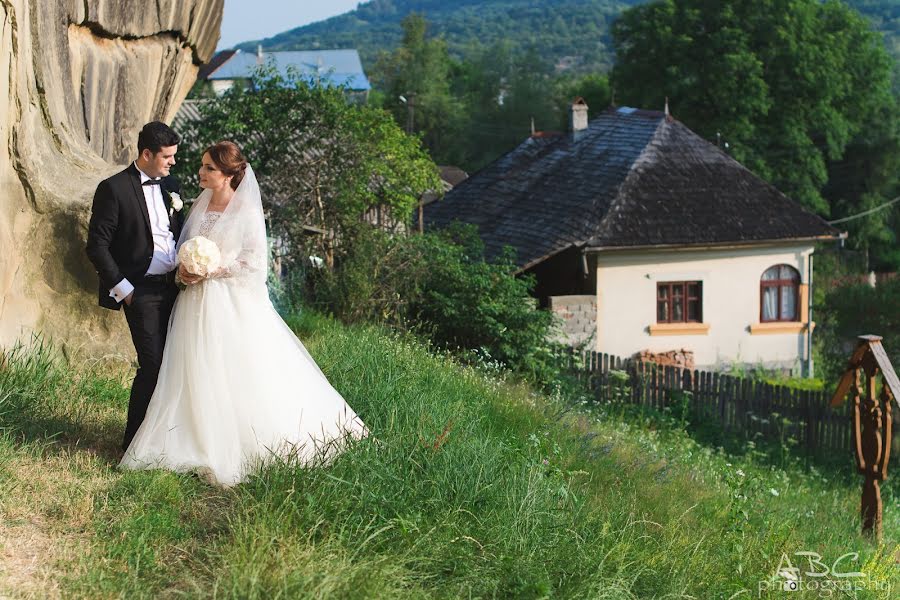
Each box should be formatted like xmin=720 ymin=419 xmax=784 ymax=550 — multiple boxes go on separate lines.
xmin=0 ymin=0 xmax=222 ymax=358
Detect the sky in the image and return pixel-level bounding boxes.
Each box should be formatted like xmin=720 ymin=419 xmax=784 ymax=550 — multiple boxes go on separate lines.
xmin=217 ymin=0 xmax=362 ymax=50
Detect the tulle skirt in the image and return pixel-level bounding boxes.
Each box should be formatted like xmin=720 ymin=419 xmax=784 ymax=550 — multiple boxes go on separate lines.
xmin=119 ymin=278 xmax=367 ymax=486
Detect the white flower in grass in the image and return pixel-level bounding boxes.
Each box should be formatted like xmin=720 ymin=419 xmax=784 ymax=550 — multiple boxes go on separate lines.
xmin=735 ymin=469 xmax=745 ymax=477
xmin=178 ymin=236 xmax=221 ymax=277
xmin=770 ymin=488 xmax=780 ymax=497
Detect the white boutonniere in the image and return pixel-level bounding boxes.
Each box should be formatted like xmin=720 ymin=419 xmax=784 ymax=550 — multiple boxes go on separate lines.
xmin=168 ymin=192 xmax=184 ymax=217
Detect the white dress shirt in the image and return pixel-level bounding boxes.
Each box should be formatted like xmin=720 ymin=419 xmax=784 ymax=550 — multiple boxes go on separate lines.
xmin=109 ymin=163 xmax=178 ymax=303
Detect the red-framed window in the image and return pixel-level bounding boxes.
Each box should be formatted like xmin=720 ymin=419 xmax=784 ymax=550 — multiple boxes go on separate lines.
xmin=760 ymin=265 xmax=800 ymax=322
xmin=656 ymin=281 xmax=702 ymax=323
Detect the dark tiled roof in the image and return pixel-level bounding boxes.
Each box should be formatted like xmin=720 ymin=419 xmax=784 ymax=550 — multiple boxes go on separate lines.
xmin=424 ymin=108 xmax=841 ymax=269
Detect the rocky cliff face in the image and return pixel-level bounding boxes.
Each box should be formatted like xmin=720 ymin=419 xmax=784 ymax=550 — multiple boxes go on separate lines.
xmin=0 ymin=0 xmax=222 ymax=359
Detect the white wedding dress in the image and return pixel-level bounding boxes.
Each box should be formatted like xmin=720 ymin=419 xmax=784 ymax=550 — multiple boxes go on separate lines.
xmin=120 ymin=166 xmax=366 ymax=486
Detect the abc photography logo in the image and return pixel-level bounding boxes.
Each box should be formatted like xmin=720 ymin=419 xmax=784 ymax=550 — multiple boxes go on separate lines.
xmin=758 ymin=551 xmax=892 ymax=597
xmin=778 ymin=564 xmax=800 ymax=592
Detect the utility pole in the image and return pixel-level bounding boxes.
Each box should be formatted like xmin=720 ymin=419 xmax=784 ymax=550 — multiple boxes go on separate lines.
xmin=400 ymin=92 xmax=421 ymax=231
xmin=401 ymin=92 xmax=416 ymax=134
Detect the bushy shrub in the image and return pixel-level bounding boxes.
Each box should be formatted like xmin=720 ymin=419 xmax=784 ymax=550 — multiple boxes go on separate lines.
xmin=306 ymin=224 xmax=568 ymax=386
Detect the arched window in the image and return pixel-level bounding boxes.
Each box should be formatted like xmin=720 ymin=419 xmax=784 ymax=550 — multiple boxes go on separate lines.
xmin=760 ymin=265 xmax=800 ymax=322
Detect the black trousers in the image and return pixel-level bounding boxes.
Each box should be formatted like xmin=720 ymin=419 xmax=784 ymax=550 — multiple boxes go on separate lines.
xmin=122 ymin=278 xmax=178 ymax=451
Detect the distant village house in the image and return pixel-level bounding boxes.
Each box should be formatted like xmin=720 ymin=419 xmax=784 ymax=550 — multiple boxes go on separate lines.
xmin=196 ymin=47 xmax=371 ymax=102
xmin=425 ymin=100 xmax=844 ymax=374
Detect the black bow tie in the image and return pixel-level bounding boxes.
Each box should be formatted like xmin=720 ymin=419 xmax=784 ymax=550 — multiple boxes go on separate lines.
xmin=142 ymin=179 xmax=162 ymax=186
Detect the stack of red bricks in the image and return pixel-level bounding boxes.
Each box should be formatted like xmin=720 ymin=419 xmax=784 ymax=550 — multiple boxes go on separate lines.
xmin=634 ymin=349 xmax=695 ymax=370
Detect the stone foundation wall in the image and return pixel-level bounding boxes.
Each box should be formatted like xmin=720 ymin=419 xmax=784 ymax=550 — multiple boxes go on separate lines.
xmin=548 ymin=295 xmax=596 ymax=348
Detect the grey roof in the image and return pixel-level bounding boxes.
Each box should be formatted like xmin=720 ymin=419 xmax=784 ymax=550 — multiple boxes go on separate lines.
xmin=424 ymin=107 xmax=842 ymax=269
xmin=173 ymin=99 xmax=202 ymax=123
xmin=202 ymin=49 xmax=371 ymax=91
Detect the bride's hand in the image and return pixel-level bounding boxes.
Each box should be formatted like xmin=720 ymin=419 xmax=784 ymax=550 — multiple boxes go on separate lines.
xmin=178 ymin=263 xmax=203 ymax=285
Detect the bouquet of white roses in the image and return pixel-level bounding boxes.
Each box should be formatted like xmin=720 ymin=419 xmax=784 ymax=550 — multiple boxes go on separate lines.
xmin=178 ymin=236 xmax=221 ymax=277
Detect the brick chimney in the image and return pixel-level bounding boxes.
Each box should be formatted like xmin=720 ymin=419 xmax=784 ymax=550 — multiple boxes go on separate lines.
xmin=569 ymin=97 xmax=589 ymax=133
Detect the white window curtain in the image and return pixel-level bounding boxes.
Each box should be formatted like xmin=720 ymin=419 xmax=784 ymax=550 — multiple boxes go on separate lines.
xmin=762 ymin=266 xmax=780 ymax=281
xmin=762 ymin=287 xmax=779 ymax=320
xmin=761 ymin=265 xmax=800 ymax=321
xmin=780 ymin=286 xmax=797 ymax=320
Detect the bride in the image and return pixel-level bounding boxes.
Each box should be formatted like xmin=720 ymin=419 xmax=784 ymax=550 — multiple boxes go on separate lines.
xmin=120 ymin=141 xmax=367 ymax=486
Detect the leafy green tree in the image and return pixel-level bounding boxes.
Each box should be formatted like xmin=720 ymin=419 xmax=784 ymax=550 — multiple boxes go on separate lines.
xmin=555 ymin=73 xmax=612 ymax=126
xmin=175 ymin=63 xmax=439 ymax=269
xmin=823 ymin=100 xmax=900 ymax=270
xmin=450 ymin=41 xmax=515 ymax=167
xmin=373 ymin=14 xmax=465 ymax=164
xmin=448 ymin=41 xmax=565 ymax=169
xmin=498 ymin=47 xmax=562 ymax=135
xmin=374 ymin=17 xmax=565 ymax=170
xmin=611 ymin=0 xmax=897 ymax=218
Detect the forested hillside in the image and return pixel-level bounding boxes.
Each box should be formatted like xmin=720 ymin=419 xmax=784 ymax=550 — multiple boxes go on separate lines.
xmin=235 ymin=0 xmax=899 ymax=71
xmin=237 ymin=1 xmax=644 ymax=72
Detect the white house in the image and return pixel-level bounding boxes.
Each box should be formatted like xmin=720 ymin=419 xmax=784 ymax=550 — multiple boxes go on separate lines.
xmin=197 ymin=48 xmax=371 ymax=100
xmin=424 ymin=102 xmax=843 ymax=374
xmin=592 ymin=244 xmax=815 ymax=370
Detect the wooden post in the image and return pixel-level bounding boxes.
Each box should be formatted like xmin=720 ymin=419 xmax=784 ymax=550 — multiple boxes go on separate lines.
xmin=713 ymin=372 xmax=722 ymax=428
xmin=803 ymin=390 xmax=816 ymax=453
xmin=830 ymin=335 xmax=900 ymax=541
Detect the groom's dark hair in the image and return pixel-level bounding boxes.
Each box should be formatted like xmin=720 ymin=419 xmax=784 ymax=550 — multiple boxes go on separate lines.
xmin=137 ymin=121 xmax=181 ymax=155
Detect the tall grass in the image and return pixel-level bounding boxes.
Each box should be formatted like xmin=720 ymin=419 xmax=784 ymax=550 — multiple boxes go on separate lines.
xmin=0 ymin=315 xmax=897 ymax=598
xmin=0 ymin=336 xmax=129 ymax=446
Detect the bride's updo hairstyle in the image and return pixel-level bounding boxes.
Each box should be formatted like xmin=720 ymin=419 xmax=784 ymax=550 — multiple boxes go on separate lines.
xmin=205 ymin=141 xmax=248 ymax=190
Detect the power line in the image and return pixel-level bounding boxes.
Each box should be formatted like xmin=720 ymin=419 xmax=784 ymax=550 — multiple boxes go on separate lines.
xmin=826 ymin=195 xmax=900 ymax=225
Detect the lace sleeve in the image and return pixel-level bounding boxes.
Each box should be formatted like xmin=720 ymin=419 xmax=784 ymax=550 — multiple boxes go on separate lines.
xmin=210 ymin=217 xmax=267 ymax=282
xmin=215 ymin=247 xmax=266 ymax=279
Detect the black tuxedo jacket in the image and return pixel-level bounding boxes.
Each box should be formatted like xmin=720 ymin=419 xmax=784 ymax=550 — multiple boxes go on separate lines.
xmin=86 ymin=163 xmax=184 ymax=310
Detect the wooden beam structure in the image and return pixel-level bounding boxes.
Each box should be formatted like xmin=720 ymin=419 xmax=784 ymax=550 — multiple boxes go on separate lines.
xmin=829 ymin=335 xmax=899 ymax=541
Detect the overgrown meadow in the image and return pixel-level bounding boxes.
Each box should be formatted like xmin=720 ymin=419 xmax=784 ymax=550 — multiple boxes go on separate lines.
xmin=1 ymin=312 xmax=897 ymax=598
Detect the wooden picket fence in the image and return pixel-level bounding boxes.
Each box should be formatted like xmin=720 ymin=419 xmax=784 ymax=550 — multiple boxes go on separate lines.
xmin=572 ymin=351 xmax=872 ymax=455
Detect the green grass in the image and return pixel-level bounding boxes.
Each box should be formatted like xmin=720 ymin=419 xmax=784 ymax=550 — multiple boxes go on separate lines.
xmin=1 ymin=314 xmax=898 ymax=598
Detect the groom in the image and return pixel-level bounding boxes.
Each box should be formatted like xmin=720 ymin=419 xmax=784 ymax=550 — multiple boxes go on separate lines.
xmin=86 ymin=121 xmax=184 ymax=451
